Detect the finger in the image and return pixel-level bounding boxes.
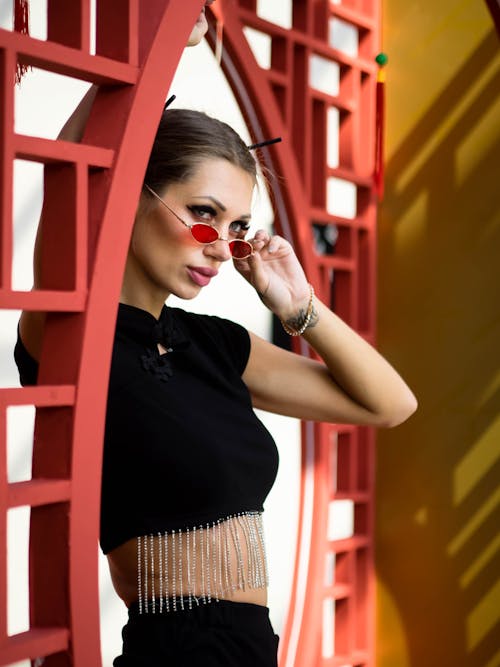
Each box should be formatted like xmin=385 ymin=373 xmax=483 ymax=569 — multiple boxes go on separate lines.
xmin=234 ymin=250 xmax=268 ymax=292
xmin=245 ymin=252 xmax=270 ymax=293
xmin=252 ymin=229 xmax=269 ymax=242
xmin=248 ymin=230 xmax=269 ymax=251
xmin=267 ymin=236 xmax=281 ymax=253
xmin=260 ymin=234 xmax=287 ymax=255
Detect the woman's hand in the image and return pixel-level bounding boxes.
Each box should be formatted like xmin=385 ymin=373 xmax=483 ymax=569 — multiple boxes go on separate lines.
xmin=233 ymin=230 xmax=311 ymax=322
xmin=236 ymin=231 xmax=417 ymax=428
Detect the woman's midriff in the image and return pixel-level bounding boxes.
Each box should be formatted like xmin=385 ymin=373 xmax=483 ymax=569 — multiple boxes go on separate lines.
xmin=106 ymin=513 xmax=268 ymax=609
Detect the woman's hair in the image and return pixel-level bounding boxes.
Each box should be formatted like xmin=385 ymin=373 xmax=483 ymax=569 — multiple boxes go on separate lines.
xmin=143 ymin=109 xmax=257 ymax=194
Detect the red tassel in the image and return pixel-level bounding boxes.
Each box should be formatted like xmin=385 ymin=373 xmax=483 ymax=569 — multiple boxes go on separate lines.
xmin=374 ymin=76 xmax=385 ymax=199
xmin=14 ymin=0 xmax=31 ymax=84
xmin=374 ymin=53 xmax=387 ymax=200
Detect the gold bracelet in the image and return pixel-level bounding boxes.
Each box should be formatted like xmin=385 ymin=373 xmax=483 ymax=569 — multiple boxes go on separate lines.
xmin=280 ymin=284 xmax=315 ymax=336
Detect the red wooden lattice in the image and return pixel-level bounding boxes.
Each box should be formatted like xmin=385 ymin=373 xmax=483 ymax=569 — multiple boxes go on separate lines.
xmin=1 ymin=1 xmax=380 ymax=665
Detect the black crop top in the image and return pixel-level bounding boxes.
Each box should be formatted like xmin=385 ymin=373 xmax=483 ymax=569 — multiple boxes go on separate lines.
xmin=14 ymin=304 xmax=279 ymax=553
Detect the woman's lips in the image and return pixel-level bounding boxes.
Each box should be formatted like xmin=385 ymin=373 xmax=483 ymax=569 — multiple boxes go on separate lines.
xmin=187 ymin=266 xmax=218 ymax=287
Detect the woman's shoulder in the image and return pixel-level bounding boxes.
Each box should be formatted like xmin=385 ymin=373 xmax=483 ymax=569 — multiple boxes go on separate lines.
xmin=170 ymin=307 xmax=251 ymax=374
xmin=169 ymin=306 xmax=247 ymax=336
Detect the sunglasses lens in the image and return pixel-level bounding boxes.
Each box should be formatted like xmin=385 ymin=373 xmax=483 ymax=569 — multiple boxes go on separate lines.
xmin=191 ymin=224 xmax=219 ymax=243
xmin=190 ymin=222 xmax=252 ymax=258
xmin=230 ymin=240 xmax=253 ymax=259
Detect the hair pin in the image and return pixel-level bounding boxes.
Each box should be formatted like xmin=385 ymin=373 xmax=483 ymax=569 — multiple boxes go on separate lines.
xmin=164 ymin=94 xmax=176 ymax=110
xmin=247 ymin=137 xmax=282 ymax=150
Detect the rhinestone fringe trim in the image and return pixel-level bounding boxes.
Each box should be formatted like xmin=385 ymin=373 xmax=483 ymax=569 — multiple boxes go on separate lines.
xmin=136 ymin=512 xmax=268 ymax=613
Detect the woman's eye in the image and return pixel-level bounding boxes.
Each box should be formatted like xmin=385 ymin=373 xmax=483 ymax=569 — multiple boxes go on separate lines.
xmin=188 ymin=205 xmax=216 ymax=222
xmin=230 ymin=220 xmax=251 ymax=236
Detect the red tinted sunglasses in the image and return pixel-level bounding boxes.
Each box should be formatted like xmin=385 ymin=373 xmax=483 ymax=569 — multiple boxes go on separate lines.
xmin=144 ymin=185 xmax=253 ymax=259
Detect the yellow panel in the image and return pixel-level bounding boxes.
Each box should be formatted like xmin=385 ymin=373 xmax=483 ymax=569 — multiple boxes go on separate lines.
xmin=376 ymin=0 xmax=500 ymax=665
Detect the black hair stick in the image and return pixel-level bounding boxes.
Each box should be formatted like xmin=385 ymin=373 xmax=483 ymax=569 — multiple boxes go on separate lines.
xmin=164 ymin=94 xmax=176 ymax=110
xmin=247 ymin=137 xmax=282 ymax=150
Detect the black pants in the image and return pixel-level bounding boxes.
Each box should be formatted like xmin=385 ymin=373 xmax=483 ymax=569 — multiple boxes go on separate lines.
xmin=113 ymin=598 xmax=279 ymax=666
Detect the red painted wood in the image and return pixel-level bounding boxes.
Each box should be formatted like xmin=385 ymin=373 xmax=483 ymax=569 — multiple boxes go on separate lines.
xmin=0 ymin=290 xmax=86 ymax=310
xmin=0 ymin=408 xmax=7 ymax=641
xmin=0 ymin=26 xmax=138 ymax=84
xmin=14 ymin=134 xmax=114 ymax=168
xmin=0 ymin=48 xmax=15 ymax=292
xmin=0 ymin=386 xmax=75 ymax=407
xmin=8 ymin=480 xmax=72 ymax=508
xmin=1 ymin=2 xmax=206 ymax=665
xmin=0 ymin=628 xmax=69 ymax=664
xmin=96 ymin=0 xmax=139 ymax=65
xmin=47 ymin=0 xmax=91 ymax=52
xmin=31 ymin=3 xmax=205 ymax=663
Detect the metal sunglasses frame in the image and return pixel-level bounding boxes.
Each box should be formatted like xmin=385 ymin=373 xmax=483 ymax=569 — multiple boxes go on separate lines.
xmin=144 ymin=184 xmax=254 ymax=259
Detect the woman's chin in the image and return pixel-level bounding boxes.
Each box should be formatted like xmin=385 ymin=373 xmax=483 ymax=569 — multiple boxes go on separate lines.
xmin=172 ymin=283 xmax=203 ymax=301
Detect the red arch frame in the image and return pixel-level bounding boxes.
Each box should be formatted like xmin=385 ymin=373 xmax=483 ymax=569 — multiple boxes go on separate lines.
xmin=205 ymin=4 xmax=378 ymax=666
xmin=1 ymin=2 xmax=205 ymax=664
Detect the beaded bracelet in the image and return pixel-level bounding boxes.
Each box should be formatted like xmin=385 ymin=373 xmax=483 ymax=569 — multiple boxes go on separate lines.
xmin=280 ymin=284 xmax=315 ymax=336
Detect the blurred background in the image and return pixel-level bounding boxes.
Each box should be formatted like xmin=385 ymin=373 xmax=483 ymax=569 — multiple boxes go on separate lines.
xmin=1 ymin=0 xmax=499 ymax=666
xmin=376 ymin=2 xmax=500 ymax=666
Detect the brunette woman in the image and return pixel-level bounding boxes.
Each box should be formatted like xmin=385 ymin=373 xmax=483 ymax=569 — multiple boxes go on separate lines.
xmin=15 ymin=108 xmax=416 ymax=666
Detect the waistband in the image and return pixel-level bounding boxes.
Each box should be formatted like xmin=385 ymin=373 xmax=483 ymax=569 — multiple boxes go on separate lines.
xmin=127 ymin=597 xmax=271 ymax=627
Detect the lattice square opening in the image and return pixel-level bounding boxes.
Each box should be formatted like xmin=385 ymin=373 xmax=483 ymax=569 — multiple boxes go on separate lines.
xmin=328 ymin=499 xmax=354 ymax=541
xmin=7 ymin=405 xmax=35 ymax=484
xmin=310 ymin=54 xmax=340 ymax=97
xmin=7 ymin=506 xmax=30 ymax=638
xmin=243 ymin=27 xmax=272 ymax=69
xmin=15 ymin=70 xmax=91 ymax=141
xmin=256 ymin=0 xmax=292 ymax=29
xmin=12 ymin=159 xmax=41 ymax=292
xmin=329 ymin=17 xmax=359 ymax=57
xmin=327 ymin=176 xmax=357 ymax=219
xmin=322 ymin=597 xmax=335 ymax=658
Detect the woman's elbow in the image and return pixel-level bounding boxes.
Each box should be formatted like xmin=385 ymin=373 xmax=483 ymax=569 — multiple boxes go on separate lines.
xmin=377 ymin=392 xmax=418 ymax=428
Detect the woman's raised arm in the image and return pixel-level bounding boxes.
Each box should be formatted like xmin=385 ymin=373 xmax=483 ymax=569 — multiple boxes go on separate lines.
xmin=238 ymin=231 xmax=417 ymax=427
xmin=19 ymin=85 xmax=98 ymax=360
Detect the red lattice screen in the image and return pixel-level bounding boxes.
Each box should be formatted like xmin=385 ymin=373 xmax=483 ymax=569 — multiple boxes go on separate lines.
xmin=206 ymin=3 xmax=379 ymax=665
xmin=0 ymin=1 xmax=380 ymax=665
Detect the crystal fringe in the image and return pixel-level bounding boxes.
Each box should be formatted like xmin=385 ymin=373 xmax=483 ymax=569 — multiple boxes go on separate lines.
xmin=137 ymin=512 xmax=268 ymax=613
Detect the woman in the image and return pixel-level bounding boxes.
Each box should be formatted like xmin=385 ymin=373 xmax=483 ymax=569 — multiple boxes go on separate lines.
xmin=15 ymin=107 xmax=417 ymax=665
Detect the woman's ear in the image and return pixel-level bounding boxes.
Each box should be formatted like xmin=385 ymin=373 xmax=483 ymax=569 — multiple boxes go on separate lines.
xmin=136 ymin=190 xmax=155 ymax=220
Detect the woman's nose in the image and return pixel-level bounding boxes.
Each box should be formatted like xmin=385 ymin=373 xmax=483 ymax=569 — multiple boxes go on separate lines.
xmin=204 ymin=238 xmax=233 ymax=262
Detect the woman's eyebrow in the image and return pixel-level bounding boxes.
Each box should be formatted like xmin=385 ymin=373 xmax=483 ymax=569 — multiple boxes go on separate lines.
xmin=192 ymin=196 xmax=251 ymax=220
xmin=192 ymin=195 xmax=227 ymax=211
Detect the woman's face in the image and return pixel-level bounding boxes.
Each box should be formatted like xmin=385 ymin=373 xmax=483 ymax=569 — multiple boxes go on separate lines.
xmin=187 ymin=1 xmax=215 ymax=47
xmin=124 ymin=158 xmax=255 ymax=311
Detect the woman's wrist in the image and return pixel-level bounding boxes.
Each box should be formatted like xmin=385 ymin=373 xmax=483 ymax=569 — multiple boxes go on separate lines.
xmin=280 ymin=284 xmax=319 ymax=336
